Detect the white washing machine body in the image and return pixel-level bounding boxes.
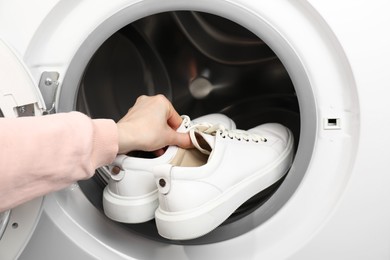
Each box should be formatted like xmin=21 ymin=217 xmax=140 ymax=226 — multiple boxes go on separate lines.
xmin=0 ymin=0 xmax=389 ymax=259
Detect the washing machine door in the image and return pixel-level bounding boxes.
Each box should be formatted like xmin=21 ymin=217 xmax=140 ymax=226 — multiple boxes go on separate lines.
xmin=0 ymin=39 xmax=48 ymax=260
xmin=0 ymin=40 xmax=48 ymax=117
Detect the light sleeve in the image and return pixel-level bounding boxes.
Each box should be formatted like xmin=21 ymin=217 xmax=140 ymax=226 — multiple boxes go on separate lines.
xmin=0 ymin=111 xmax=118 ymax=212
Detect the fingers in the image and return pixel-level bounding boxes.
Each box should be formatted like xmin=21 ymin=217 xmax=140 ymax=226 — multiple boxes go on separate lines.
xmin=163 ymin=97 xmax=192 ymax=149
xmin=117 ymin=94 xmax=191 ymax=153
xmin=167 ymin=129 xmax=192 ymax=149
xmin=178 ymin=133 xmax=193 ymax=149
xmin=153 ymin=148 xmax=167 ymax=157
xmin=166 ymin=101 xmax=183 ymax=130
xmin=158 ymin=95 xmax=191 ymax=147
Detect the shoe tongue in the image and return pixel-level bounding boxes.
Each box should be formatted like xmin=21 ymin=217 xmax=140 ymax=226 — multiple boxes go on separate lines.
xmin=194 ymin=131 xmax=216 ymax=154
xmin=177 ymin=116 xmax=217 ymax=154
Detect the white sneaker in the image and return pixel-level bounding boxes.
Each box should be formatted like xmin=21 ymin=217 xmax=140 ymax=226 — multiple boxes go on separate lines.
xmin=102 ymin=114 xmax=236 ymax=223
xmin=153 ymin=121 xmax=294 ymax=240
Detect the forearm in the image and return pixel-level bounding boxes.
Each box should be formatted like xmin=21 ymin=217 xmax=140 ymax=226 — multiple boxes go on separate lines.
xmin=0 ymin=112 xmax=118 ymax=212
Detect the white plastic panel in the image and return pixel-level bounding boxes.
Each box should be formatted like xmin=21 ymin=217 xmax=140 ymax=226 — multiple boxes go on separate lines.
xmin=0 ymin=40 xmax=44 ymax=117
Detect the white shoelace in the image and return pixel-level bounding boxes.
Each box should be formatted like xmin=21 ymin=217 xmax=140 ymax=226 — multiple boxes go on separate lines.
xmin=182 ymin=116 xmax=267 ymax=155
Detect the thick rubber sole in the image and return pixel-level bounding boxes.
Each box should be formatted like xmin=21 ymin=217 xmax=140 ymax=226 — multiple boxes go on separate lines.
xmin=103 ymin=187 xmax=158 ymax=224
xmin=155 ymin=133 xmax=294 ymax=240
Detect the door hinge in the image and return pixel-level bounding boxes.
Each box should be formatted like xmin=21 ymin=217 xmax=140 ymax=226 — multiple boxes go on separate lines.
xmin=38 ymin=71 xmax=59 ymax=114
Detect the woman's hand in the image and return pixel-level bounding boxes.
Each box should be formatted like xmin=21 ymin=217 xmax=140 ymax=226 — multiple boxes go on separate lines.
xmin=116 ymin=95 xmax=192 ymax=154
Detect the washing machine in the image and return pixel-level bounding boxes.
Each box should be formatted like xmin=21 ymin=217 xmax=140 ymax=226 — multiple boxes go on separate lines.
xmin=0 ymin=0 xmax=390 ymax=259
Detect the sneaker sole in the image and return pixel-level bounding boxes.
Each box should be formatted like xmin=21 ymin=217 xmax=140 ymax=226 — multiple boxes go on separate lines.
xmin=103 ymin=187 xmax=158 ymax=223
xmin=155 ymin=130 xmax=294 ymax=240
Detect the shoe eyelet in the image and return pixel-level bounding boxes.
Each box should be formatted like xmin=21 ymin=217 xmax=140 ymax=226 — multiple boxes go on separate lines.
xmin=111 ymin=166 xmax=121 ymax=175
xmin=263 ymin=138 xmax=268 ymax=142
xmin=159 ymin=178 xmax=166 ymax=187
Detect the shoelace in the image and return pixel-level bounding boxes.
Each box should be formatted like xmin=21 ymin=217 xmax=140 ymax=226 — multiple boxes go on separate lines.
xmin=182 ymin=115 xmax=192 ymax=129
xmin=182 ymin=116 xmax=267 ymax=155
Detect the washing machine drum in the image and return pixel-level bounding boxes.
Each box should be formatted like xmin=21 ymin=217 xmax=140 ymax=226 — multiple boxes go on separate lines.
xmin=79 ymin=12 xmax=299 ymax=128
xmin=77 ymin=11 xmax=300 ymax=244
